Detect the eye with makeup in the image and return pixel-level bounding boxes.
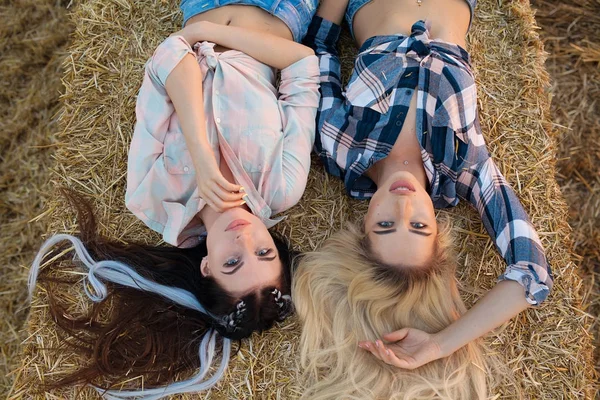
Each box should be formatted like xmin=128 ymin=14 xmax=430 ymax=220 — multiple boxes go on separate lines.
xmin=224 ymin=257 xmax=241 ymax=267
xmin=411 ymin=222 xmax=427 ymax=229
xmin=257 ymin=248 xmax=273 ymax=257
xmin=377 ymin=221 xmax=394 ymax=228
xmin=258 ymin=248 xmax=278 ymax=261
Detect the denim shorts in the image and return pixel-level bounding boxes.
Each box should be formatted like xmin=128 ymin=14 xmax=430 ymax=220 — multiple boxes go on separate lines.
xmin=180 ymin=0 xmax=318 ymax=42
xmin=345 ymin=0 xmax=477 ymax=39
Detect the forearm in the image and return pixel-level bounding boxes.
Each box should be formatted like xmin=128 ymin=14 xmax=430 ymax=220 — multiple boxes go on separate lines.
xmin=315 ymin=0 xmax=349 ymax=25
xmin=164 ymin=54 xmax=211 ymax=170
xmin=435 ymin=281 xmax=530 ymax=357
xmin=178 ymin=21 xmax=313 ymax=69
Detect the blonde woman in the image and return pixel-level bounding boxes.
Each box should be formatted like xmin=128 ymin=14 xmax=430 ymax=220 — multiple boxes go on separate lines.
xmin=293 ymin=0 xmax=553 ymax=398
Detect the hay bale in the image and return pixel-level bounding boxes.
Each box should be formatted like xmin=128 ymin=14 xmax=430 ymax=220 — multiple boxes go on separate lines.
xmin=10 ymin=0 xmax=596 ymax=398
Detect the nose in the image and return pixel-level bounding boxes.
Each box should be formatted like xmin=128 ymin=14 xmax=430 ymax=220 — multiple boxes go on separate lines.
xmin=234 ymin=229 xmax=253 ymax=243
xmin=394 ymin=196 xmax=411 ymax=219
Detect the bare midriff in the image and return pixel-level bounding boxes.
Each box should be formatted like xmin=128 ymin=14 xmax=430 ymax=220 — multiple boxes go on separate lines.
xmin=185 ymin=5 xmax=293 ymax=52
xmin=353 ymin=0 xmax=471 ymax=48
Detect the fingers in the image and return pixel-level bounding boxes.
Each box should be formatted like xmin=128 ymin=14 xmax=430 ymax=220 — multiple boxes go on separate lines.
xmin=358 ymin=340 xmax=387 ymax=361
xmin=216 ymin=176 xmax=243 ymax=193
xmin=358 ymin=341 xmax=383 ymax=361
xmin=374 ymin=340 xmax=389 ymax=361
xmin=198 ymin=179 xmax=246 ymax=212
xmin=358 ymin=340 xmax=416 ymax=370
xmin=382 ymin=328 xmax=410 ymax=343
xmin=386 ymin=351 xmax=416 ymax=370
xmin=212 ymin=184 xmax=246 ymax=202
xmin=201 ymin=190 xmax=246 ymax=213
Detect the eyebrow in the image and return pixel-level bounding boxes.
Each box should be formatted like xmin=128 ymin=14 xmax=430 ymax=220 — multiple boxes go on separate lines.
xmin=409 ymin=229 xmax=433 ymax=237
xmin=220 ymin=255 xmax=277 ymax=275
xmin=372 ymin=229 xmax=432 ymax=237
xmin=373 ymin=229 xmax=397 ymax=235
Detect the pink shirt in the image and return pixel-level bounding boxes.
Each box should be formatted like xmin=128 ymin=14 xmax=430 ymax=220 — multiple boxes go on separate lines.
xmin=125 ymin=36 xmax=320 ymax=247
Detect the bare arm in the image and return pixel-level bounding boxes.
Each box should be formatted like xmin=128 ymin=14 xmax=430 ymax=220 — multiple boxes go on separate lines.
xmin=315 ymin=0 xmax=348 ymax=24
xmin=173 ymin=21 xmax=313 ymax=70
xmin=436 ymin=281 xmax=529 ymax=356
xmin=359 ymin=281 xmax=530 ymax=369
xmin=163 ymin=48 xmax=244 ymax=211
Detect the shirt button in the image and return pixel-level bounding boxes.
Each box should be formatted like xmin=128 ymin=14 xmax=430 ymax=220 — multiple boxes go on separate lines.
xmin=396 ymin=121 xmax=402 ymax=126
xmin=216 ymin=118 xmax=221 ymax=124
xmin=183 ymin=166 xmax=189 ymax=172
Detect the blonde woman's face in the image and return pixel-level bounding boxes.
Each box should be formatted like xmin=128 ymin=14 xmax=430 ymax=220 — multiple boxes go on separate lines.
xmin=364 ymin=171 xmax=437 ymax=267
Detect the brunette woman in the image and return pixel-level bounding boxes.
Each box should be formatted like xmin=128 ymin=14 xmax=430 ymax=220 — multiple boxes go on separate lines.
xmin=29 ymin=1 xmax=319 ymax=398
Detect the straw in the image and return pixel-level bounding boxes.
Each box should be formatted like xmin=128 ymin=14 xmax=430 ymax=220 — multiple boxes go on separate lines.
xmin=3 ymin=0 xmax=598 ymax=398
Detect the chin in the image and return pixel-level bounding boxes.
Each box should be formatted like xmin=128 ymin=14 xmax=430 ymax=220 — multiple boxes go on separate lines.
xmin=386 ymin=170 xmax=418 ymax=184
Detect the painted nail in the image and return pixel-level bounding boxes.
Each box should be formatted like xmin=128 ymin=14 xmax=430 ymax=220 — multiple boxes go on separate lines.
xmin=375 ymin=341 xmax=380 ymax=348
xmin=240 ymin=201 xmax=246 ymax=206
xmin=239 ymin=187 xmax=245 ymax=193
xmin=386 ymin=349 xmax=390 ymax=356
xmin=242 ymin=194 xmax=249 ymax=201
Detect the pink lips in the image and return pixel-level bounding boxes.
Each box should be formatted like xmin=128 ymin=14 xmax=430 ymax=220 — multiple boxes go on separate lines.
xmin=389 ymin=179 xmax=416 ymax=194
xmin=225 ymin=219 xmax=250 ymax=231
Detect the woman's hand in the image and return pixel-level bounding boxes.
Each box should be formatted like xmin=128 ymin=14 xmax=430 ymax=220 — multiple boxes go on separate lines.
xmin=170 ymin=21 xmax=208 ymax=46
xmin=358 ymin=328 xmax=444 ymax=370
xmin=194 ymin=144 xmax=246 ymax=213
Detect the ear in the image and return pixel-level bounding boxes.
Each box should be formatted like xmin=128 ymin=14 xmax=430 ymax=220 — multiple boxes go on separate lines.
xmin=200 ymin=256 xmax=211 ymax=277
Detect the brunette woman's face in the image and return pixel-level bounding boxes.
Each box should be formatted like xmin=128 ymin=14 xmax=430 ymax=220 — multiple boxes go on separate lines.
xmin=364 ymin=171 xmax=438 ymax=268
xmin=201 ymin=208 xmax=282 ymax=297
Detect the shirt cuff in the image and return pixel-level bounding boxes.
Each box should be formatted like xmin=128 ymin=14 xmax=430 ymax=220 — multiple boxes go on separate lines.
xmin=498 ymin=262 xmax=552 ymax=305
xmin=280 ymin=55 xmax=320 ymax=83
xmin=148 ymin=36 xmax=195 ymax=87
xmin=304 ymin=16 xmax=342 ymax=49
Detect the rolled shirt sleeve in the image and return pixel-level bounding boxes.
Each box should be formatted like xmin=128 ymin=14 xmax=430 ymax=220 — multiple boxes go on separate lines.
xmin=457 ymin=157 xmax=553 ymax=305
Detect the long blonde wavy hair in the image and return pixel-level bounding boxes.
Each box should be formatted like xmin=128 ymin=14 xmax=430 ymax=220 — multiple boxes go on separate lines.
xmin=292 ymin=221 xmax=497 ymax=400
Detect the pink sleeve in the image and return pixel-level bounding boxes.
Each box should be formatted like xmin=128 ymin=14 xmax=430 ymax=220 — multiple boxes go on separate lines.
xmin=125 ymin=36 xmax=196 ymax=233
xmin=146 ymin=36 xmax=196 ymax=88
xmin=277 ymin=55 xmax=321 ymax=208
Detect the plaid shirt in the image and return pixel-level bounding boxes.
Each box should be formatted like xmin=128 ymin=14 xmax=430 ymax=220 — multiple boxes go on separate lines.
xmin=126 ymin=36 xmax=320 ymax=248
xmin=304 ymin=17 xmax=552 ymax=305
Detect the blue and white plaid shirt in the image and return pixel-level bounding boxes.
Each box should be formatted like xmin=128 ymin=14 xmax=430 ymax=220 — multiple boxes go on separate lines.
xmin=304 ymin=17 xmax=552 ymax=305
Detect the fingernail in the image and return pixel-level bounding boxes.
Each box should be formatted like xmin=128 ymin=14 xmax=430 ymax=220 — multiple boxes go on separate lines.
xmin=386 ymin=349 xmax=390 ymax=356
xmin=240 ymin=201 xmax=246 ymax=206
xmin=239 ymin=187 xmax=245 ymax=193
xmin=365 ymin=343 xmax=370 ymax=349
xmin=375 ymin=341 xmax=380 ymax=348
xmin=242 ymin=194 xmax=249 ymax=200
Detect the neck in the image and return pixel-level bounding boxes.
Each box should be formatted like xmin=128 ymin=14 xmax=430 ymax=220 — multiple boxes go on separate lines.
xmin=198 ymin=207 xmax=220 ymax=233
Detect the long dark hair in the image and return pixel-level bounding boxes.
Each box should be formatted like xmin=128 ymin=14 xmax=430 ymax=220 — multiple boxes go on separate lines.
xmin=34 ymin=191 xmax=295 ymax=391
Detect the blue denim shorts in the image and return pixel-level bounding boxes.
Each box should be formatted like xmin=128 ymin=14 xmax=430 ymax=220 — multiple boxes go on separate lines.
xmin=345 ymin=0 xmax=477 ymax=39
xmin=180 ymin=0 xmax=318 ymax=42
